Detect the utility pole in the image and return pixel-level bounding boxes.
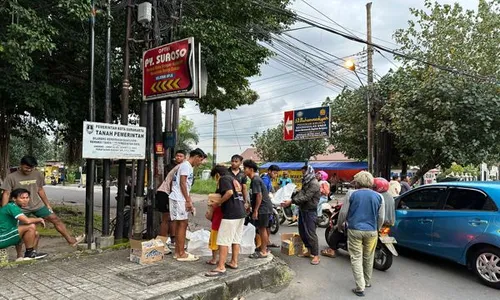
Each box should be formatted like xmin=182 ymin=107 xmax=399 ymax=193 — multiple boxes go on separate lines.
xmin=164 ymin=101 xmax=173 ymax=175
xmin=116 ymin=0 xmax=133 ymax=241
xmin=102 ymin=0 xmax=112 ymax=237
xmin=366 ymin=2 xmax=375 ymax=174
xmin=212 ymin=111 xmax=217 ymax=167
xmin=85 ymin=0 xmax=96 ymax=249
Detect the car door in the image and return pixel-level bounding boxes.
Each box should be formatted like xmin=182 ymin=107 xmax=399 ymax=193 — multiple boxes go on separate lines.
xmin=432 ymin=187 xmax=497 ymax=262
xmin=393 ymin=187 xmax=447 ymax=253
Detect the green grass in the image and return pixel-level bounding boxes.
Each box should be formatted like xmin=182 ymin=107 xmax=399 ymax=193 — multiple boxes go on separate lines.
xmin=38 ymin=205 xmax=102 ymax=237
xmin=191 ymin=178 xmax=217 ymax=194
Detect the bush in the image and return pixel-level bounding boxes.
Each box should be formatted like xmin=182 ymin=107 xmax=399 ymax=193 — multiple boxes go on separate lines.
xmin=191 ymin=179 xmax=216 ymax=194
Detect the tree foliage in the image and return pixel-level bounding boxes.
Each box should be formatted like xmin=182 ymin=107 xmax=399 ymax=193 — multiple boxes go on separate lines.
xmin=252 ymin=123 xmax=327 ymax=162
xmin=177 ymin=116 xmax=200 ymax=152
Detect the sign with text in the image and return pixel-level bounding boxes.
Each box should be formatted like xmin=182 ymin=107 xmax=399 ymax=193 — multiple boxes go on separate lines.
xmin=283 ymin=106 xmax=331 ymax=141
xmin=82 ymin=121 xmax=146 ymax=159
xmin=142 ymin=37 xmax=196 ymax=101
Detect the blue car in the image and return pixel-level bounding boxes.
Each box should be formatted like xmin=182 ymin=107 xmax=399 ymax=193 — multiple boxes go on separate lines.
xmin=392 ymin=182 xmax=500 ymax=289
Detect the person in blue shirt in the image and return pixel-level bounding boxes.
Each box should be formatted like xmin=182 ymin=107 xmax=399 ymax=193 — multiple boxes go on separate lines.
xmin=337 ymin=171 xmax=384 ymax=297
xmin=278 ymin=171 xmax=292 ymax=189
xmin=260 ymin=165 xmax=280 ymax=193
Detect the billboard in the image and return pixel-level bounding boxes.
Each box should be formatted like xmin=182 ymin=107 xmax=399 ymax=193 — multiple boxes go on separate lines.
xmin=142 ymin=37 xmax=197 ymax=101
xmin=82 ymin=122 xmax=146 ymax=159
xmin=283 ymin=106 xmax=331 ymax=141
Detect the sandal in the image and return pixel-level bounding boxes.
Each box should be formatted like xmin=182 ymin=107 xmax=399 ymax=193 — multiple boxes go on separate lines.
xmin=225 ymin=263 xmax=238 ymax=269
xmin=352 ymin=289 xmax=365 ymax=297
xmin=310 ymin=258 xmax=320 ymax=265
xmin=205 ymin=270 xmax=226 ymax=277
xmin=268 ymin=243 xmax=280 ymax=248
xmin=249 ymin=252 xmax=268 ymax=259
xmin=71 ymin=235 xmax=86 ymax=247
xmin=206 ymin=260 xmax=217 ymax=265
xmin=298 ymin=252 xmax=313 ymax=258
xmin=176 ymin=252 xmax=200 ymax=262
xmin=320 ymin=249 xmax=337 ymax=258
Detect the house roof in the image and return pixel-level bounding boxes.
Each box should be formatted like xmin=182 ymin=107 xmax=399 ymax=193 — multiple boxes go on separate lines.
xmin=240 ymin=148 xmax=263 ymax=162
xmin=309 ymin=146 xmax=354 ymax=162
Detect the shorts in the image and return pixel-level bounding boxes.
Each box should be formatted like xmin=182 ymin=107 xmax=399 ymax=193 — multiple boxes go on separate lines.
xmin=169 ymin=200 xmax=188 ymax=221
xmin=217 ymin=218 xmax=245 ymax=247
xmin=253 ymin=213 xmax=270 ymax=228
xmin=0 ymin=228 xmax=21 ymax=249
xmin=156 ymin=191 xmax=170 ymax=213
xmin=209 ymin=230 xmax=219 ymax=251
xmin=24 ymin=206 xmax=52 ymax=218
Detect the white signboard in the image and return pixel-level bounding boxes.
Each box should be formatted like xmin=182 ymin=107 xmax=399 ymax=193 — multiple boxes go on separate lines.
xmin=82 ymin=121 xmax=146 ymax=159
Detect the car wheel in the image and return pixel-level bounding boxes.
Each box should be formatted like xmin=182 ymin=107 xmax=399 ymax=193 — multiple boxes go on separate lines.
xmin=472 ymin=246 xmax=500 ymax=289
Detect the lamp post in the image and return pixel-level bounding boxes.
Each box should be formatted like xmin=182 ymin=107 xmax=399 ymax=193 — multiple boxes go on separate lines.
xmin=345 ymin=59 xmax=374 ymax=174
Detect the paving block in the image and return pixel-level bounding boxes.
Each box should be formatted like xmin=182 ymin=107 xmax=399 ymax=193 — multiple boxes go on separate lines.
xmin=96 ymin=236 xmax=115 ymax=249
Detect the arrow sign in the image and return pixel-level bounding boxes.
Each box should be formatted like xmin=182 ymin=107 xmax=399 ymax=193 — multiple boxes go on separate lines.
xmin=283 ymin=110 xmax=294 ymax=141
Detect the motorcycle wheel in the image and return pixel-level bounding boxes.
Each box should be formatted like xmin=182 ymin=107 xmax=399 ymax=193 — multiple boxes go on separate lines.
xmin=270 ymin=213 xmax=280 ymax=234
xmin=317 ymin=212 xmax=330 ymax=228
xmin=374 ymin=245 xmax=393 ymax=271
xmin=278 ymin=210 xmax=286 ymax=225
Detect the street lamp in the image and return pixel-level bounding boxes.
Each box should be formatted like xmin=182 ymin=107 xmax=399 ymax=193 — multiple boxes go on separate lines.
xmin=345 ymin=59 xmax=374 ymax=174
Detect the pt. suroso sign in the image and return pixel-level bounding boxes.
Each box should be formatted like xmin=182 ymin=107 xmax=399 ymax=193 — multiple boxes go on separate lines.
xmin=142 ymin=37 xmax=197 ymax=101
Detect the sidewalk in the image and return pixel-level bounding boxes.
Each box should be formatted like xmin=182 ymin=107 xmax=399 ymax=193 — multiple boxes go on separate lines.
xmin=0 ymin=249 xmax=292 ymax=300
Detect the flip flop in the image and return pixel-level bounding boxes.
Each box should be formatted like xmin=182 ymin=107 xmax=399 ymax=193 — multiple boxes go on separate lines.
xmin=320 ymin=249 xmax=336 ymax=258
xmin=310 ymin=259 xmax=320 ymax=265
xmin=225 ymin=263 xmax=238 ymax=269
xmin=249 ymin=252 xmax=268 ymax=259
xmin=206 ymin=260 xmax=217 ymax=265
xmin=71 ymin=235 xmax=85 ymax=247
xmin=205 ymin=270 xmax=226 ymax=277
xmin=176 ymin=252 xmax=200 ymax=262
xmin=298 ymin=252 xmax=313 ymax=258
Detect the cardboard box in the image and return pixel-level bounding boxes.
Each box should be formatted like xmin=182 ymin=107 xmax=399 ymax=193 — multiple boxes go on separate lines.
xmin=130 ymin=236 xmax=165 ymax=265
xmin=280 ymin=233 xmax=306 ymax=256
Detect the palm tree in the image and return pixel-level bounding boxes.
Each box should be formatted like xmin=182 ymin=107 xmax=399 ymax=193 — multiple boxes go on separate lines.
xmin=177 ymin=116 xmax=199 ymax=152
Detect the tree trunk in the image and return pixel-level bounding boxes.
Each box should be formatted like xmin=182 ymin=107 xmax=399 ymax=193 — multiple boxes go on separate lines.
xmin=401 ymin=160 xmax=408 ymax=177
xmin=0 ymin=99 xmax=11 ymax=180
xmin=411 ymin=163 xmax=436 ymax=186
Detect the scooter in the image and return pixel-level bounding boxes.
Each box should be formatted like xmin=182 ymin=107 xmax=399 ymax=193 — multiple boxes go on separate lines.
xmin=269 ymin=205 xmax=280 ymax=234
xmin=324 ymin=203 xmax=398 ymax=271
xmin=317 ymin=202 xmax=333 ymax=228
xmin=276 ymin=204 xmax=296 ymax=224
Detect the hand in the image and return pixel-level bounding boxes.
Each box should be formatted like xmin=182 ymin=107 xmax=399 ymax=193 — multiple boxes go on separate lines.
xmin=185 ymin=201 xmax=193 ymax=212
xmin=39 ymin=219 xmax=46 ymax=228
xmin=252 ymin=211 xmax=258 ymax=220
xmin=281 ymin=200 xmax=292 ymax=207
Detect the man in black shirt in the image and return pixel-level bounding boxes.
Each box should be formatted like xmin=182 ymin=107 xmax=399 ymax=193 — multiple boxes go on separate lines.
xmin=205 ymin=166 xmax=246 ymax=277
xmin=243 ymin=159 xmax=273 ymax=258
xmin=228 ymin=155 xmax=248 ymax=205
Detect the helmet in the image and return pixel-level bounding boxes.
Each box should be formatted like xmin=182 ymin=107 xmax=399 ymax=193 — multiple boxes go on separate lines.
xmin=316 ymin=171 xmax=328 ymax=181
xmin=373 ymin=177 xmax=389 ymax=193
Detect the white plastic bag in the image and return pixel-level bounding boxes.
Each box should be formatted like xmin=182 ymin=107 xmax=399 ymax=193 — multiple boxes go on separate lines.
xmin=186 ymin=229 xmax=212 ymax=257
xmin=235 ymin=223 xmax=256 ymax=255
xmin=272 ymin=183 xmax=296 ymax=205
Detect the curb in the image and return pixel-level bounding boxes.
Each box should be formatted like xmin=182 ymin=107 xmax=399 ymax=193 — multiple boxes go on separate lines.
xmin=151 ymin=257 xmax=293 ymax=300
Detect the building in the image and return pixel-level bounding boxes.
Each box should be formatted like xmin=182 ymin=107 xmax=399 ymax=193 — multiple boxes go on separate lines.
xmin=240 ymin=148 xmax=263 ymax=164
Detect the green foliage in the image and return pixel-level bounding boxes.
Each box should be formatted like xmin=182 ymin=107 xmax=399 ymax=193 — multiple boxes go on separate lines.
xmin=9 ymin=127 xmax=52 ymax=167
xmin=38 ymin=205 xmax=102 ymax=237
xmin=252 ymin=123 xmax=328 ymax=162
xmin=177 ymin=116 xmax=200 ymax=152
xmin=191 ymin=178 xmax=217 ymax=195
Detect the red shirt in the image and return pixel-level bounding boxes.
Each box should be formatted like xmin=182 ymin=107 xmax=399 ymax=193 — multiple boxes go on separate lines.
xmin=211 ymin=206 xmax=223 ymax=230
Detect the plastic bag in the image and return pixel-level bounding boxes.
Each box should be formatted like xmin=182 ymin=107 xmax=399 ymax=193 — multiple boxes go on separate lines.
xmin=272 ymin=183 xmax=296 ymax=205
xmin=186 ymin=229 xmax=212 ymax=257
xmin=231 ymin=223 xmax=256 ymax=255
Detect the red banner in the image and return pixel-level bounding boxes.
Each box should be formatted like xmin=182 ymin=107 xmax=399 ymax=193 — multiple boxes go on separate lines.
xmin=142 ymin=38 xmax=195 ymax=101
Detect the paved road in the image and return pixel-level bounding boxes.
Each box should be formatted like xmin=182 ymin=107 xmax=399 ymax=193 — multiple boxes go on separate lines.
xmin=45 ymin=185 xmax=119 ymax=209
xmin=249 ymin=225 xmax=498 ymax=300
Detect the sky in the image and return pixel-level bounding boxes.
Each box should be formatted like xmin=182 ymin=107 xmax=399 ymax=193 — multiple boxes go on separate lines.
xmin=178 ymin=0 xmax=477 ymax=162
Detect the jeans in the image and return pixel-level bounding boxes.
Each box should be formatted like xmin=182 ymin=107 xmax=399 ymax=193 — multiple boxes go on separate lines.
xmin=347 ymin=229 xmax=378 ymax=291
xmin=298 ymin=210 xmax=319 ymax=256
xmin=317 ymin=196 xmax=328 ymax=217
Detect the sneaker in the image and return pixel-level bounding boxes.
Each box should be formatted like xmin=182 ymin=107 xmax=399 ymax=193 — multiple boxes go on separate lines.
xmin=24 ymin=250 xmax=48 ymax=260
xmin=164 ymin=247 xmax=172 ymax=255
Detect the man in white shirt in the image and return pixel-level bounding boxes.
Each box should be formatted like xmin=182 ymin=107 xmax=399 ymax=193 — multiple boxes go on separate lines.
xmin=169 ymin=148 xmax=207 ymax=261
xmin=388 ymin=175 xmax=401 ymax=197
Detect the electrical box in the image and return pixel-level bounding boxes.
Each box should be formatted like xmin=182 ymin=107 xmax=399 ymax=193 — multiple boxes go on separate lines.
xmin=137 ymin=2 xmax=152 ymax=24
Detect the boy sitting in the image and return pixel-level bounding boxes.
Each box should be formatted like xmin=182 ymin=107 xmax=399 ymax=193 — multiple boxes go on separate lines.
xmin=0 ymin=188 xmax=47 ymax=260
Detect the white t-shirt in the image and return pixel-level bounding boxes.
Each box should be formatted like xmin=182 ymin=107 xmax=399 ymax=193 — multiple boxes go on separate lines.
xmin=169 ymin=161 xmax=194 ymax=202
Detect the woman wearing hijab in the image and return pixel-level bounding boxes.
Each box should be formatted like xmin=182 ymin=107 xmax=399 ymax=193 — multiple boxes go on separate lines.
xmin=282 ymin=165 xmax=321 ymax=265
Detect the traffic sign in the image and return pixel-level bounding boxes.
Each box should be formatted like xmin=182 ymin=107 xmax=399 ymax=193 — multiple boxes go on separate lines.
xmin=283 ymin=106 xmax=331 ymax=141
xmin=142 ymin=38 xmax=197 ymax=101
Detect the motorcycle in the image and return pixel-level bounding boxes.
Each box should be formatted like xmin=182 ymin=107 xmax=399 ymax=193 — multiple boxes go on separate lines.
xmin=324 ymin=203 xmax=397 ymax=271
xmin=317 ymin=202 xmax=333 ymax=228
xmin=269 ymin=205 xmax=281 ymax=234
xmin=276 ymin=204 xmax=295 ymax=225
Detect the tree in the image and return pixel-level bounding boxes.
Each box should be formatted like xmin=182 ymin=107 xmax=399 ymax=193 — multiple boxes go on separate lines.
xmin=252 ymin=123 xmax=328 ymax=162
xmin=177 ymin=116 xmax=200 ymax=152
